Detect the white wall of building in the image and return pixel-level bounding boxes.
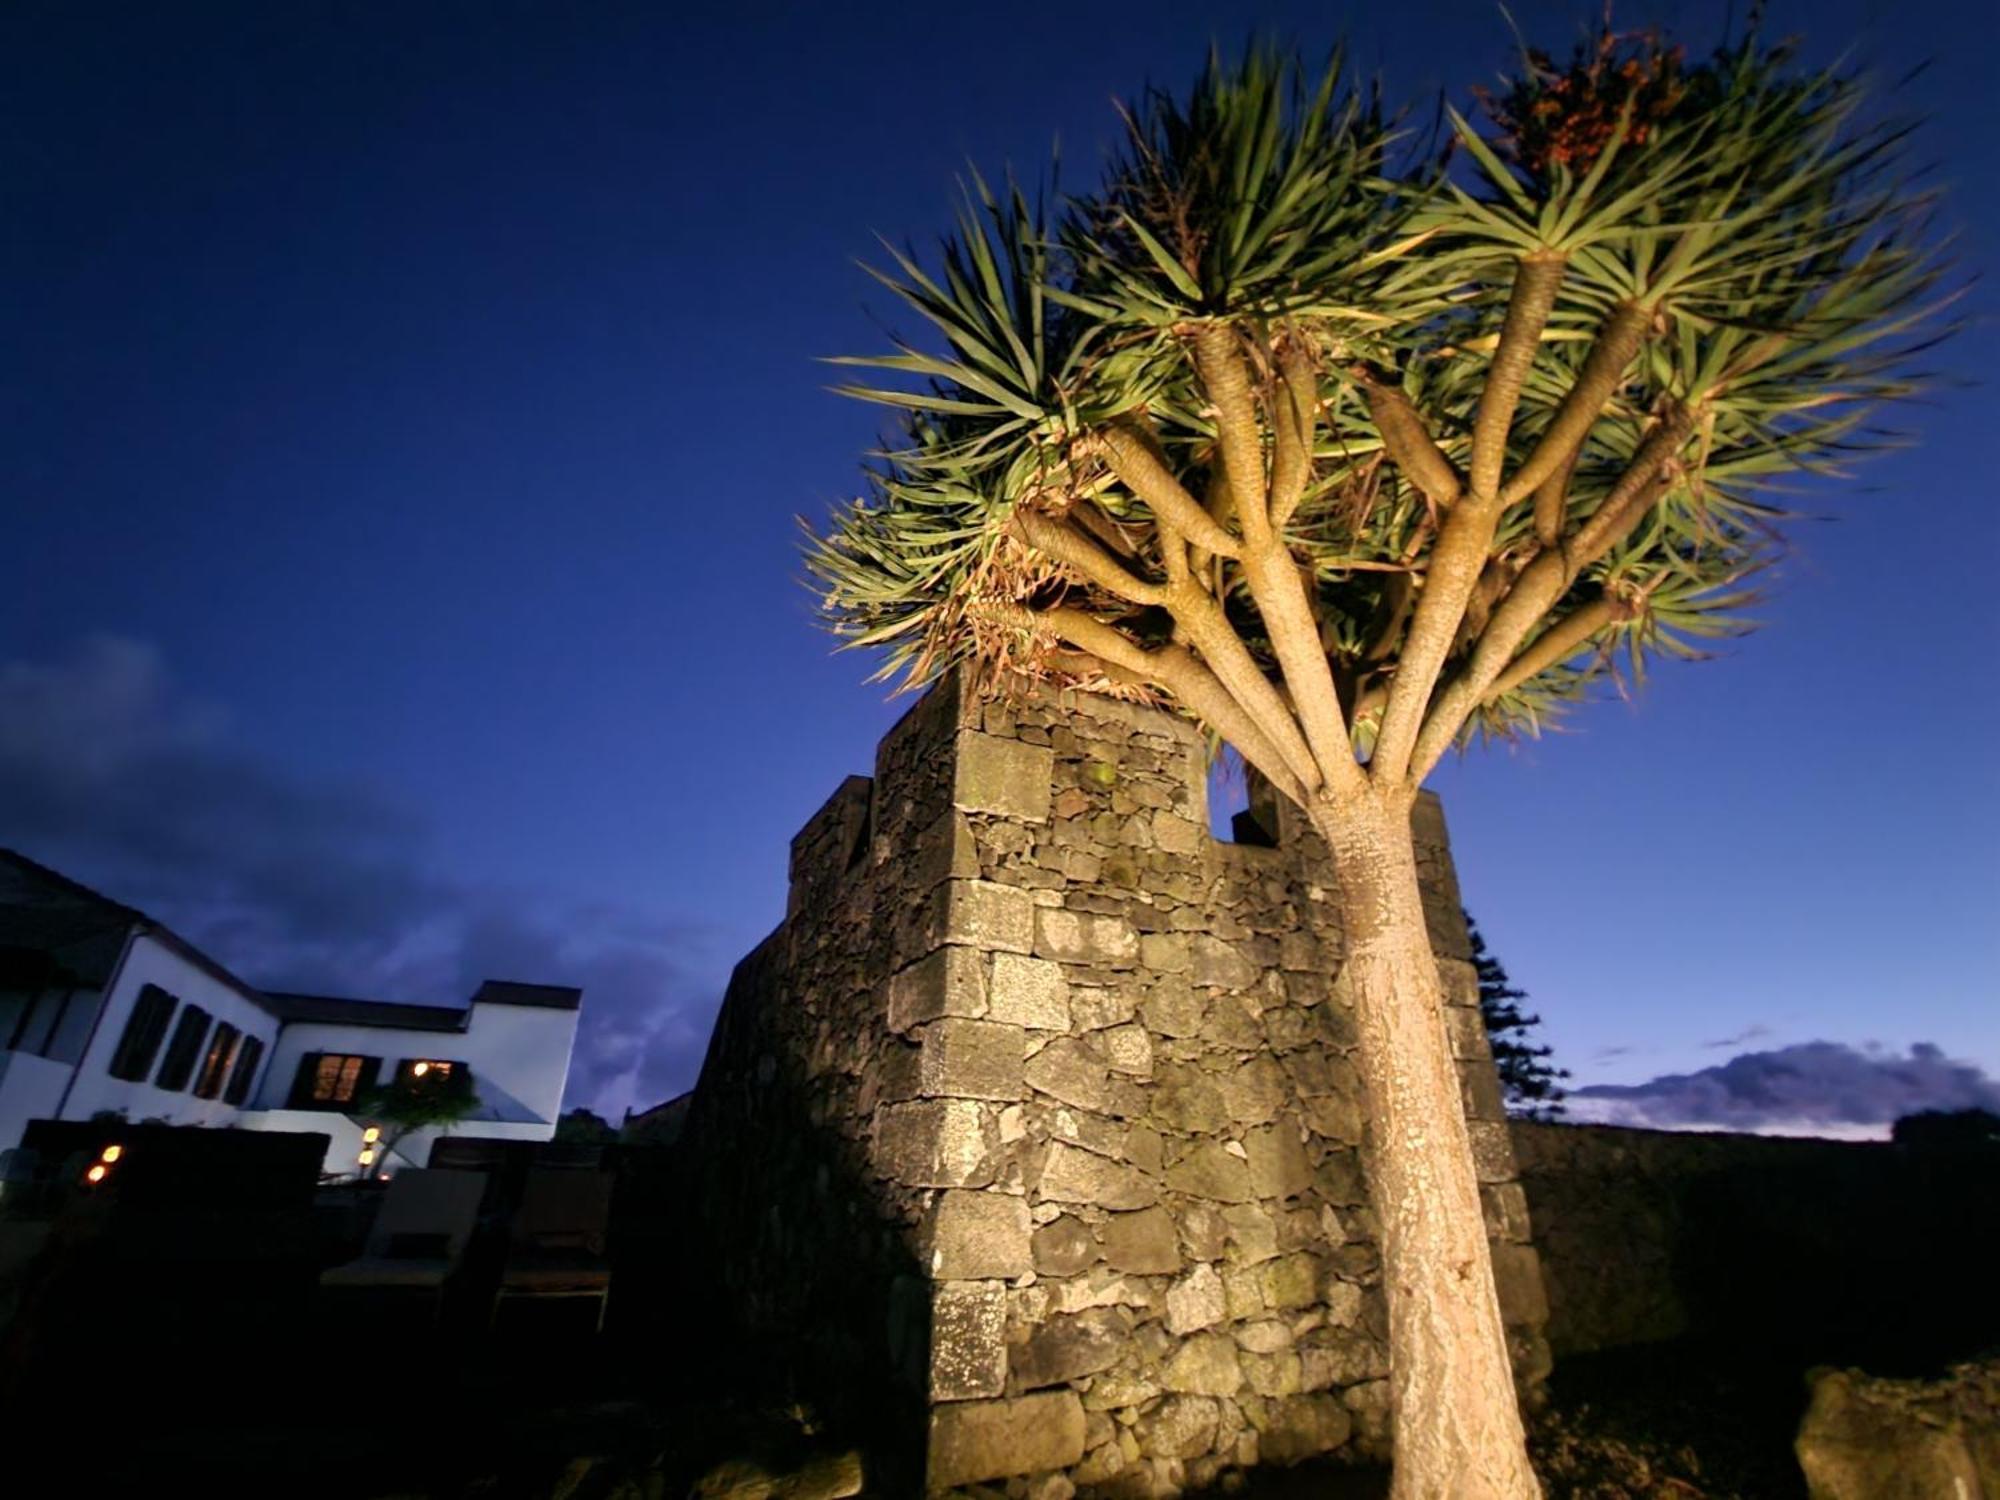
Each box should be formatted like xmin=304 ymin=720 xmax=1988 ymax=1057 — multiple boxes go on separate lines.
xmin=60 ymin=932 xmax=280 ymax=1128
xmin=0 ymin=1051 xmax=73 ymax=1165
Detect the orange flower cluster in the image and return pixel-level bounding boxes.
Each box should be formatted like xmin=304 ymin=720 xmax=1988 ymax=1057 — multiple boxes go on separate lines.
xmin=1479 ymin=27 xmax=1691 ymax=178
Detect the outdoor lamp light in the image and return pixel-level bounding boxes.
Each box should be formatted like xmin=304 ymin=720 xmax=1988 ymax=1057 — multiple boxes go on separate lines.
xmin=357 ymin=1148 xmax=376 ymax=1167
xmin=100 ymin=1144 xmax=122 ymax=1163
xmin=361 ymin=1126 xmax=380 ymax=1143
xmin=84 ymin=1164 xmax=108 ymax=1185
xmin=412 ymin=1061 xmax=430 ymax=1076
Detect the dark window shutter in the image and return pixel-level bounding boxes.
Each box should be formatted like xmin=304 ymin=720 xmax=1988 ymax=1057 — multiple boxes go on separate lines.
xmin=224 ymin=1035 xmax=266 ymax=1106
xmin=107 ymin=985 xmax=178 ymax=1081
xmin=193 ymin=1022 xmax=240 ymax=1099
xmin=154 ymin=1004 xmax=212 ymax=1092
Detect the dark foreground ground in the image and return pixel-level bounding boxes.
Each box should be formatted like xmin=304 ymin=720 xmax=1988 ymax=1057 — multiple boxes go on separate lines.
xmin=0 ymin=1281 xmax=1820 ymax=1500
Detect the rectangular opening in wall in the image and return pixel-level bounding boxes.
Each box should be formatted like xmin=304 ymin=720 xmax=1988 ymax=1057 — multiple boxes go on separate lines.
xmin=193 ymin=1021 xmax=241 ymax=1099
xmin=223 ymin=1034 xmax=265 ymax=1105
xmin=1207 ymin=755 xmax=1278 ymax=847
xmin=107 ymin=984 xmax=178 ymax=1081
xmin=288 ymin=1052 xmax=380 ymax=1110
xmin=154 ymin=1004 xmax=213 ymax=1092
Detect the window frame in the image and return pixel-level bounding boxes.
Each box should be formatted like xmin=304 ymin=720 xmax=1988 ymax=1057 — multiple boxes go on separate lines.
xmin=287 ymin=1051 xmax=381 ymax=1111
xmin=153 ymin=1003 xmax=213 ymax=1092
xmin=223 ymin=1034 xmax=266 ymax=1106
xmin=192 ymin=1020 xmax=241 ymax=1100
xmin=107 ymin=984 xmax=179 ymax=1082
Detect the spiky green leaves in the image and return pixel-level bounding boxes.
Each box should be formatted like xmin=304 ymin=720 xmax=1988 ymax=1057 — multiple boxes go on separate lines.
xmin=806 ymin=26 xmax=1950 ymax=770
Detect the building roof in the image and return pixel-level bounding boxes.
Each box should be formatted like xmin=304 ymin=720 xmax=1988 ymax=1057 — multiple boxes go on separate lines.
xmin=257 ymin=991 xmax=472 ymax=1033
xmin=470 ymin=979 xmax=583 ymax=1011
xmin=0 ymin=847 xmax=264 ymax=999
xmin=1 ymin=849 xmax=583 ymax=1035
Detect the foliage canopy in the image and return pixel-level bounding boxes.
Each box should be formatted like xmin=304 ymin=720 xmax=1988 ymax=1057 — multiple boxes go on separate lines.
xmin=807 ymin=25 xmax=1948 ymax=799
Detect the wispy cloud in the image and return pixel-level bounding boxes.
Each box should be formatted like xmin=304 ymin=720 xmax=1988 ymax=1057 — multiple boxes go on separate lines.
xmin=0 ymin=636 xmax=717 ymax=1118
xmin=1700 ymin=1024 xmax=1774 ymax=1050
xmin=1570 ymin=1040 xmax=2000 ymax=1139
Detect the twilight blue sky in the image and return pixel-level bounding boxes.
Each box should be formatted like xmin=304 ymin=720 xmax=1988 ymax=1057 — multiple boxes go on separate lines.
xmin=3 ymin=1 xmax=1994 ymax=1125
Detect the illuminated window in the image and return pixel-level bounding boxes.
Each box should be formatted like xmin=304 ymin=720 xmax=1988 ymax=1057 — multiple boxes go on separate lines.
xmin=154 ymin=1004 xmax=213 ymax=1092
xmin=222 ymin=1035 xmax=265 ymax=1105
xmin=107 ymin=985 xmax=178 ymax=1081
xmin=193 ymin=1022 xmax=240 ymax=1099
xmin=287 ymin=1052 xmax=380 ymax=1110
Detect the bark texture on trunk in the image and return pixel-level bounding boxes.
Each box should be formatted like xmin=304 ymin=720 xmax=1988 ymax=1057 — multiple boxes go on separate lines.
xmin=1312 ymin=791 xmax=1541 ymax=1500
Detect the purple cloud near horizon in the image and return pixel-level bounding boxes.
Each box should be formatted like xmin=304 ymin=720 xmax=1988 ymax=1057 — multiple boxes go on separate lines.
xmin=1569 ymin=1040 xmax=2000 ymax=1137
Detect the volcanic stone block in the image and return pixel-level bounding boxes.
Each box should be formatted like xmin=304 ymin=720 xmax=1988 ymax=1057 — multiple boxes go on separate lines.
xmin=1192 ymin=935 xmax=1259 ymax=990
xmin=1219 ymin=1055 xmax=1288 ymax=1125
xmin=941 ymin=880 xmax=1037 ymax=954
xmin=1244 ymin=1122 xmax=1314 ymax=1201
xmin=954 ymin=730 xmax=1053 ymax=823
xmin=932 ymin=1281 xmax=1007 ymax=1401
xmin=1165 ymin=1263 xmax=1227 ymax=1335
xmin=875 ymin=1098 xmax=999 ymax=1188
xmin=1490 ymin=1242 xmax=1550 ymax=1325
xmin=1098 ymin=1205 xmax=1181 ymax=1274
xmin=1459 ymin=1058 xmax=1507 ymax=1123
xmin=928 ymin=1390 xmax=1087 ymax=1488
xmin=1032 ymin=1215 xmax=1098 ymax=1277
xmin=1446 ymin=1002 xmax=1492 ymax=1061
xmin=1258 ymin=1393 xmax=1353 ymax=1465
xmin=1039 ymin=1141 xmax=1157 ymax=1210
xmin=1259 ymin=1252 xmax=1322 ymax=1312
xmin=1011 ymin=1307 xmax=1127 ymax=1389
xmin=1138 ymin=1395 xmax=1219 ymax=1460
xmin=989 ymin=952 xmax=1070 ymax=1029
xmin=1140 ymin=978 xmax=1205 ymax=1038
xmin=1467 ymin=1119 xmax=1519 ymax=1183
xmin=1166 ymin=1141 xmax=1254 ymax=1203
xmin=1163 ymin=1332 xmax=1243 ymax=1396
xmin=1024 ymin=1036 xmax=1109 ymax=1112
xmin=918 ymin=1017 xmax=1025 ymax=1102
xmin=925 ymin=1190 xmax=1032 ymax=1280
xmin=1100 ymin=1023 xmax=1153 ymax=1078
xmin=1035 ymin=907 xmax=1139 ymax=965
xmin=1139 ymin=931 xmax=1189 ymax=973
xmin=888 ymin=945 xmax=988 ymax=1034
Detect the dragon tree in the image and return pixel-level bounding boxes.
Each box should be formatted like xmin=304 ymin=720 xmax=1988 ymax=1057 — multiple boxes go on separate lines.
xmin=809 ymin=24 xmax=1943 ymax=1497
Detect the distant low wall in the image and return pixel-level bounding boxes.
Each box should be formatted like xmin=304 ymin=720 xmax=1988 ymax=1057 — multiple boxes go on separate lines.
xmin=1512 ymin=1121 xmax=2000 ymax=1369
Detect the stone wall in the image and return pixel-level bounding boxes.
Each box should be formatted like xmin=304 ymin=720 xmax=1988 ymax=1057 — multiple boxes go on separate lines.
xmin=1513 ymin=1121 xmax=2000 ymax=1368
xmin=679 ymin=676 xmax=1548 ymax=1495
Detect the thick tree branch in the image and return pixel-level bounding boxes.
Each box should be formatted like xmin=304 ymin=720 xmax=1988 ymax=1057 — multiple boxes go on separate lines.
xmin=1099 ymin=421 xmax=1243 ymax=559
xmin=1499 ymin=299 xmax=1655 ymax=506
xmin=1012 ymin=510 xmax=1169 ymax=605
xmin=1469 ymin=253 xmax=1567 ymax=502
xmin=1240 ymin=545 xmax=1368 ymax=801
xmin=1190 ymin=323 xmax=1272 ymax=547
xmin=1406 ymin=409 xmax=1696 ymax=780
xmin=1360 ymin=378 xmax=1462 ymax=509
xmin=1484 ymin=596 xmax=1622 ymax=701
xmin=1364 ymin=253 xmax=1570 ymax=785
xmin=1269 ymin=337 xmax=1319 ymax=530
xmin=1164 ymin=583 xmax=1325 ymax=795
xmin=979 ymin=600 xmax=1307 ymax=807
xmin=1531 ymin=448 xmax=1579 ymax=548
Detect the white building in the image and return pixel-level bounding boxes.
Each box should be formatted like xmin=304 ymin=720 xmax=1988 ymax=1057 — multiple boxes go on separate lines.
xmin=0 ymin=849 xmax=582 ymax=1175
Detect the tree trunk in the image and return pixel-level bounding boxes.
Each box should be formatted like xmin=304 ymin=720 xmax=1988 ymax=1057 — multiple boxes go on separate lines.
xmin=1310 ymin=790 xmax=1541 ymax=1500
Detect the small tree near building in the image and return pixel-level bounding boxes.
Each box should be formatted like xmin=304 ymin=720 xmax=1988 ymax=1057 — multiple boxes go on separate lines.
xmin=808 ymin=22 xmax=1946 ymax=1496
xmin=356 ymin=1066 xmax=480 ymax=1176
xmin=1468 ymin=912 xmax=1569 ymax=1120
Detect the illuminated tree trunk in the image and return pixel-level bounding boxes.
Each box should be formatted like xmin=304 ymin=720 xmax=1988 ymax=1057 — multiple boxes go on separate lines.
xmin=1312 ymin=791 xmax=1540 ymax=1500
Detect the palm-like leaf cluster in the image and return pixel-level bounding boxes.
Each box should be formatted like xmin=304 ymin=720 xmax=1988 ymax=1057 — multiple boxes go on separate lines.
xmin=805 ymin=24 xmax=1949 ymax=795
